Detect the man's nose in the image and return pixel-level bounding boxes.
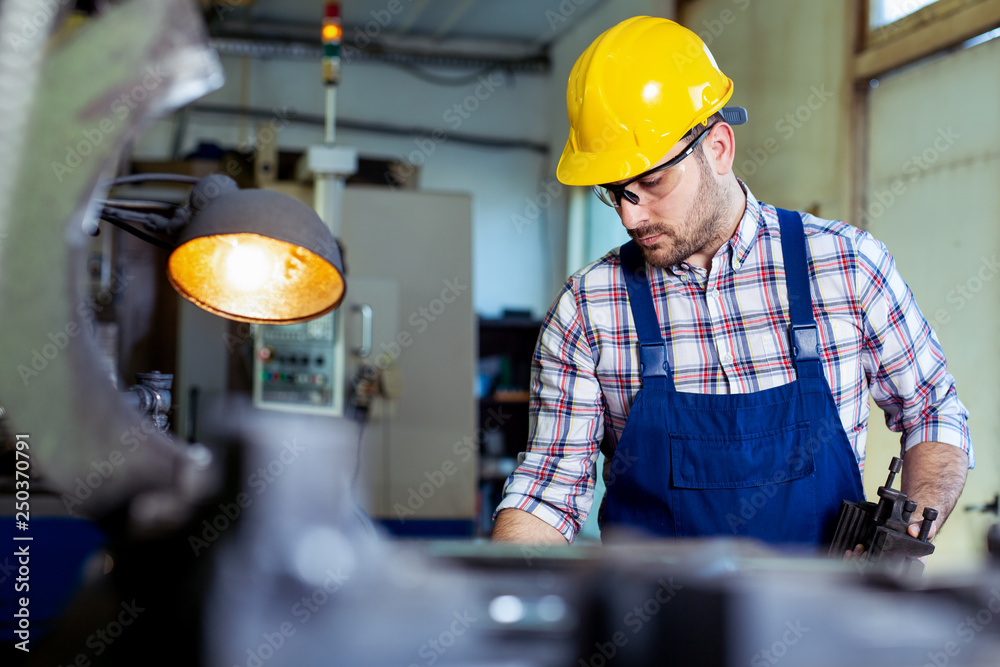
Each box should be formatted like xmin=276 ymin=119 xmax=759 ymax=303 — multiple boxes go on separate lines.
xmin=618 ymin=196 xmax=648 ymax=230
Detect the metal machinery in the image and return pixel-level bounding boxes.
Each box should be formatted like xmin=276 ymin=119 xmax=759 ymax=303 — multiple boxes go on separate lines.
xmin=2 ymin=2 xmax=1000 ymax=666
xmin=250 ymin=138 xmax=357 ymax=415
xmin=251 ymin=3 xmax=355 ymax=417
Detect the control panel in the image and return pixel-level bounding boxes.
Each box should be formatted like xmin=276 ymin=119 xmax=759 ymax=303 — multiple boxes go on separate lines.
xmin=253 ymin=313 xmax=344 ymax=415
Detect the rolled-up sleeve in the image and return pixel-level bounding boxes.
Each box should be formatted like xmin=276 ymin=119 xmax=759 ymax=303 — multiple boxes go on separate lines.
xmin=493 ymin=281 xmax=605 ymax=541
xmin=855 ymin=231 xmax=974 ymax=467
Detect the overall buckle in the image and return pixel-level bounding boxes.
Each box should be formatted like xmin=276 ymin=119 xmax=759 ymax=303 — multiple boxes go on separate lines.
xmin=639 ymin=342 xmax=669 ymax=378
xmin=791 ymin=325 xmax=819 ymax=361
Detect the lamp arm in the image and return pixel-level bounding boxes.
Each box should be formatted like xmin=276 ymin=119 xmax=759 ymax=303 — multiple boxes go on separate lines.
xmin=100 ymin=204 xmax=191 ymax=236
xmin=99 ymin=198 xmax=178 ymax=211
xmin=107 ymin=173 xmax=201 ymax=187
xmin=99 ymin=212 xmax=177 ymax=250
xmin=143 ymin=207 xmax=191 ymax=234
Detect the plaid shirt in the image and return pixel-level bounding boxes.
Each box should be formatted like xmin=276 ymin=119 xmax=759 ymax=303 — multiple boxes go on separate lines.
xmin=497 ymin=185 xmax=973 ymax=542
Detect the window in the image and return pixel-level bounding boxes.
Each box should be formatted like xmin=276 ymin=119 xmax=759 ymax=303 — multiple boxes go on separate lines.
xmin=870 ymin=0 xmax=940 ymax=28
xmin=858 ymin=0 xmax=1000 ymax=76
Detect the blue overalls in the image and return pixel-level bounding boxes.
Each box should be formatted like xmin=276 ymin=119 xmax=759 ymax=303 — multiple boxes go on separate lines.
xmin=600 ymin=207 xmax=865 ymax=545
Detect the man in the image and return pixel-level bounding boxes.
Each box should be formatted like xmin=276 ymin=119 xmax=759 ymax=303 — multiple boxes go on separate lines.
xmin=493 ymin=16 xmax=972 ymax=547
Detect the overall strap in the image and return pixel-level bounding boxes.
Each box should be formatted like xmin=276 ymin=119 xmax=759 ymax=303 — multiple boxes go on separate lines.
xmin=619 ymin=240 xmax=674 ymax=391
xmin=774 ymin=207 xmax=821 ymax=376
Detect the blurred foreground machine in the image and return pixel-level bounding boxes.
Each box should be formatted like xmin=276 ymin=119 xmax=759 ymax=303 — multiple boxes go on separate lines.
xmin=2 ymin=2 xmax=1000 ymax=667
xmin=21 ymin=401 xmax=1000 ymax=667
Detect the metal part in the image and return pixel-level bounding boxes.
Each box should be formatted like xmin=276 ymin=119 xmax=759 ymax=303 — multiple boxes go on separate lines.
xmin=966 ymin=494 xmax=1000 ymax=560
xmin=917 ymin=507 xmax=938 ymax=542
xmin=965 ymin=493 xmax=999 ymax=515
xmin=990 ymin=523 xmax=1000 ymax=558
xmin=351 ymin=303 xmax=373 ymax=358
xmin=828 ymin=457 xmax=937 ymax=574
xmin=124 ymin=371 xmax=174 ymax=433
xmin=325 ymin=86 xmax=338 ymax=143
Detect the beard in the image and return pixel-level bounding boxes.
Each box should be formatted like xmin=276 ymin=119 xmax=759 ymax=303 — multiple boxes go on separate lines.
xmin=631 ymin=159 xmax=731 ymax=269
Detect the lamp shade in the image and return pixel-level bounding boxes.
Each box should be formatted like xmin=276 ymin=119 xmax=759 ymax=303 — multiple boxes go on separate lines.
xmin=167 ymin=177 xmax=346 ymax=324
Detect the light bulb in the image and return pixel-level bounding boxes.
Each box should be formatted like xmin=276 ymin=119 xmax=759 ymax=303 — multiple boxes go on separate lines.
xmin=224 ymin=242 xmax=272 ymax=291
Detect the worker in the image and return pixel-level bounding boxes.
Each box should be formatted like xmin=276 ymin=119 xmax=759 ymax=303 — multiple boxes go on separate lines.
xmin=492 ymin=17 xmax=972 ymax=547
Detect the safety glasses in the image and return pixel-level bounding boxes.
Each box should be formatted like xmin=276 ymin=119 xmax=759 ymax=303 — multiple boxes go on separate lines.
xmin=592 ymin=123 xmax=717 ymax=208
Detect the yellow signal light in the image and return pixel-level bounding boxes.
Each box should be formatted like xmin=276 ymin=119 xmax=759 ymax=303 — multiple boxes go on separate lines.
xmin=322 ymin=23 xmax=342 ymax=42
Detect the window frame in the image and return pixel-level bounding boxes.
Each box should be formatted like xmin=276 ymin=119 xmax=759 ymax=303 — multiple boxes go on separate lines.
xmin=859 ymin=0 xmax=1000 ymax=78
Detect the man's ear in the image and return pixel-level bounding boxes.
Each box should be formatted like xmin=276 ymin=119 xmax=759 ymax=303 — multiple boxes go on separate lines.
xmin=705 ymin=122 xmax=736 ymax=176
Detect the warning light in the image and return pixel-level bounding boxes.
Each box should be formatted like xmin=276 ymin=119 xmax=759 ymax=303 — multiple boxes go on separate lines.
xmin=322 ymin=23 xmax=343 ymax=42
xmin=322 ymin=1 xmax=342 ymax=85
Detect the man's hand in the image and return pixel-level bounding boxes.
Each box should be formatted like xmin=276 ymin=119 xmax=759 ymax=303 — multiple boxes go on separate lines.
xmin=907 ymin=516 xmax=939 ymax=542
xmin=844 ymin=543 xmax=866 ymax=560
xmin=492 ymin=508 xmax=569 ymax=544
xmin=901 ymin=441 xmax=969 ymax=540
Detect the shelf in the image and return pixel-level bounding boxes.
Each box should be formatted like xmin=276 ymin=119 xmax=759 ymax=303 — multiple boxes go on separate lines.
xmin=476 ymin=316 xmax=542 ymax=536
xmin=486 ymin=389 xmax=530 ymax=403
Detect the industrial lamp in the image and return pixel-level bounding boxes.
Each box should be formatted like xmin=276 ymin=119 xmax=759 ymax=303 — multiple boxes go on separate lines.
xmin=97 ymin=174 xmax=346 ymax=324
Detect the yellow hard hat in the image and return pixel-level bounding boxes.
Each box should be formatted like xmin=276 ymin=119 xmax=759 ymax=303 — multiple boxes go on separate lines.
xmin=557 ymin=16 xmax=745 ymax=186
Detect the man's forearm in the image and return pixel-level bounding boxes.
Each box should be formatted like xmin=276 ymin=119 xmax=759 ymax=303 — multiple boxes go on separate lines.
xmin=901 ymin=440 xmax=969 ymax=536
xmin=492 ymin=508 xmax=570 ymax=544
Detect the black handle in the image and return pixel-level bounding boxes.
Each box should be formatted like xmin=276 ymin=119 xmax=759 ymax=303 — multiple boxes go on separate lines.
xmin=918 ymin=507 xmax=938 ymax=542
xmin=885 ymin=456 xmax=902 ymax=489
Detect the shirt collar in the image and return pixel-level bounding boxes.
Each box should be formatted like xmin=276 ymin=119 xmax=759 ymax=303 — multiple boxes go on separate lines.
xmin=729 ymin=179 xmax=765 ymax=272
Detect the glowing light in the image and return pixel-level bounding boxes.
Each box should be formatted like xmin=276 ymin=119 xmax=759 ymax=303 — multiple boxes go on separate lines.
xmin=224 ymin=242 xmax=272 ymax=291
xmin=169 ymin=233 xmax=345 ymax=324
xmin=537 ymin=595 xmax=567 ymax=622
xmin=489 ymin=595 xmax=525 ymax=624
xmin=322 ymin=23 xmax=343 ymax=42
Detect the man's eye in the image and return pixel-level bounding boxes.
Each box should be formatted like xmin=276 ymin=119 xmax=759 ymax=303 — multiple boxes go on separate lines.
xmin=639 ymin=178 xmax=661 ymax=188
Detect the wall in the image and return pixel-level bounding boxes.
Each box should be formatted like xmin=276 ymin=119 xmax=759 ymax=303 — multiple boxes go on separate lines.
xmin=680 ymin=0 xmax=853 ymax=220
xmin=865 ymin=34 xmax=1000 ymax=572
